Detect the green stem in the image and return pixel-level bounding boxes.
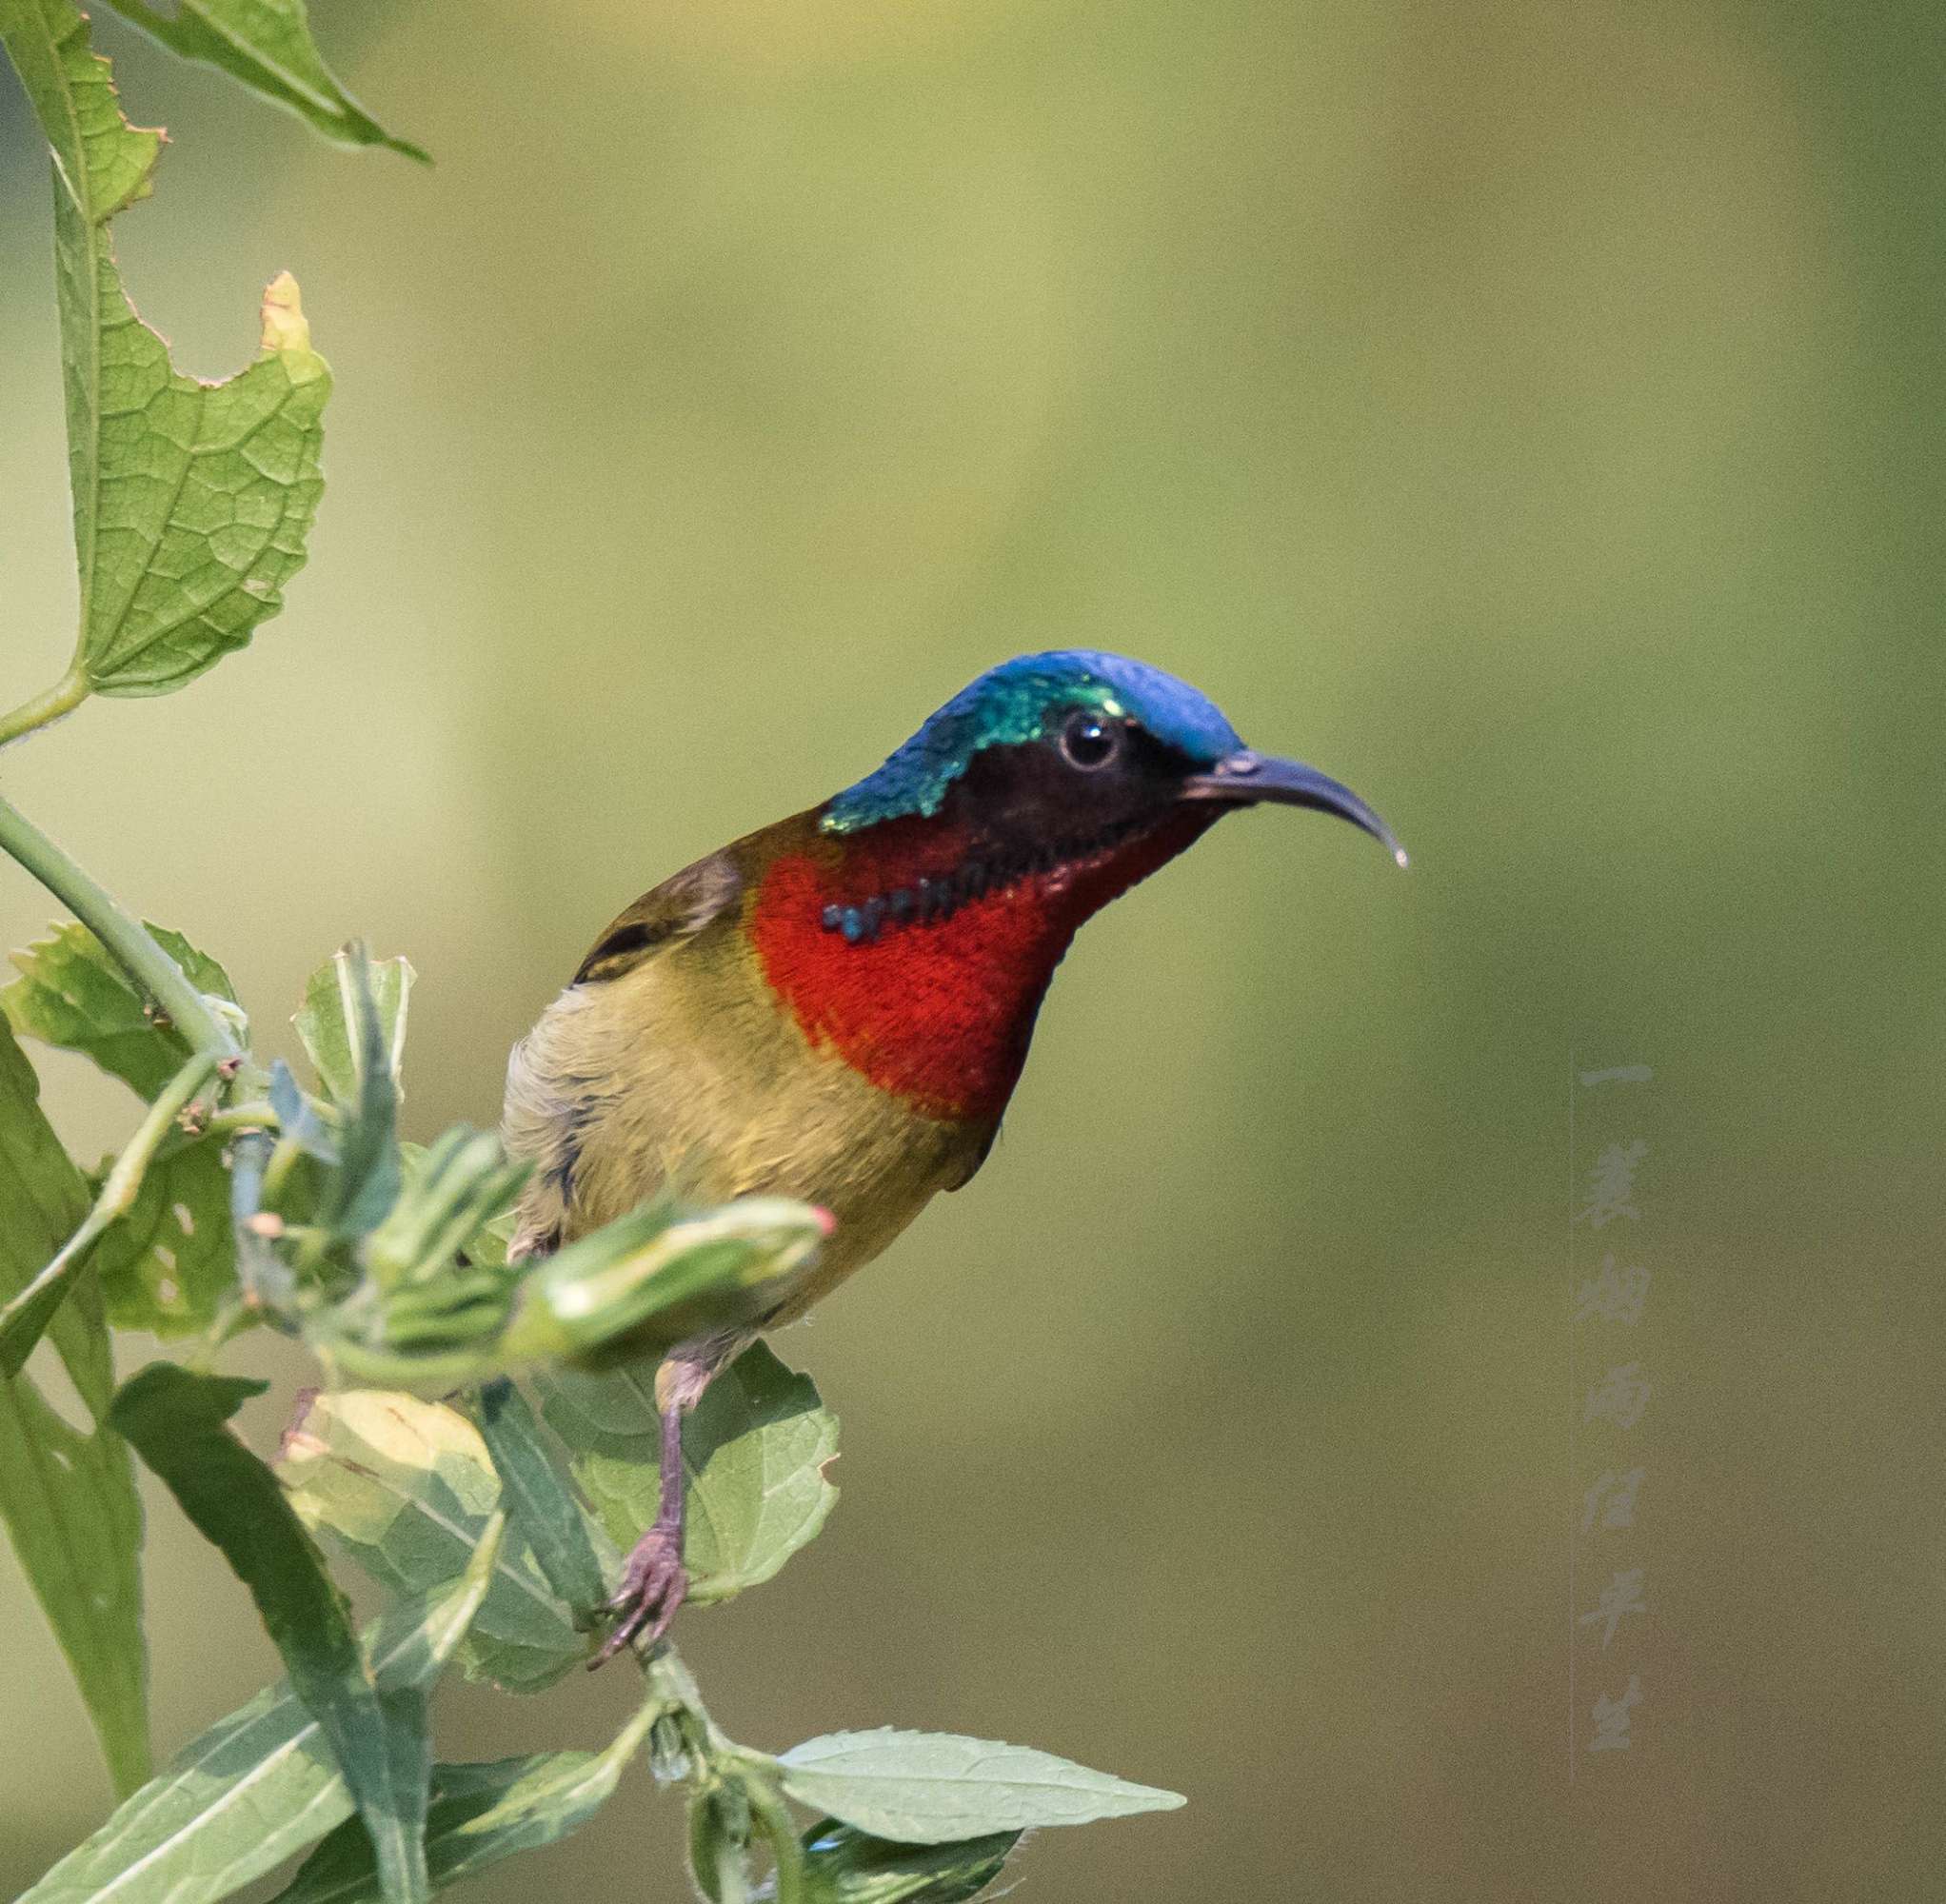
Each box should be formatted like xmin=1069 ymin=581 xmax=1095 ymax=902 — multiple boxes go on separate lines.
xmin=0 ymin=665 xmax=89 ymax=750
xmin=643 ymin=1643 xmax=737 ymax=1758
xmin=186 ymin=1101 xmax=277 ymax=1140
xmin=189 ymin=1296 xmax=259 ymax=1371
xmin=739 ymin=1768 xmax=807 ymax=1904
xmin=640 ymin=1644 xmax=804 ymax=1904
xmin=713 ymin=1840 xmax=749 ymax=1904
xmin=258 ymin=1133 xmax=303 ymax=1206
xmin=0 ymin=787 xmax=240 ymax=1061
xmin=159 ymin=1097 xmax=340 ymax=1163
xmin=0 ymin=1047 xmax=217 ymax=1373
xmin=155 ymin=1101 xmax=272 ymax=1162
xmin=228 ymin=1127 xmax=298 ymax=1322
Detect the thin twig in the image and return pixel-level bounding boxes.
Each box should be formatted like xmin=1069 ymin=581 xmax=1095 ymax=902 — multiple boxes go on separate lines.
xmin=0 ymin=1047 xmax=218 ymax=1373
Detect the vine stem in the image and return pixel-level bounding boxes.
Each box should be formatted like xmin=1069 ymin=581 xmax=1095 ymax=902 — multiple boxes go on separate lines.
xmin=0 ymin=786 xmax=241 ymax=1062
xmin=0 ymin=664 xmax=89 ymax=751
xmin=0 ymin=1046 xmax=217 ymax=1373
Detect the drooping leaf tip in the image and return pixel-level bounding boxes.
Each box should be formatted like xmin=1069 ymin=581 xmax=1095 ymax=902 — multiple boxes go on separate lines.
xmin=260 ymin=271 xmax=312 ymax=355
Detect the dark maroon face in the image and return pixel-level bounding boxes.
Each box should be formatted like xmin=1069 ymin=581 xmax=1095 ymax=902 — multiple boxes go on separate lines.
xmin=931 ymin=704 xmax=1405 ymax=895
xmin=931 ymin=708 xmax=1219 ymax=886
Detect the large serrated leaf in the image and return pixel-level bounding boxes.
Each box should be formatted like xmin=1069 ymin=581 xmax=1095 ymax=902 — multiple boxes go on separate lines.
xmin=773 ymin=1731 xmax=1185 ymax=1843
xmin=279 ymin=1387 xmax=588 ymax=1692
xmin=537 ymin=1340 xmax=839 ymax=1604
xmin=111 ymin=1366 xmax=432 ymax=1904
xmin=60 ymin=216 xmax=330 ymax=696
xmin=0 ymin=1013 xmax=149 ymax=1795
xmin=5 ymin=0 xmax=333 ymax=703
xmin=19 ymin=1526 xmax=506 ymax=1904
xmin=101 ymin=0 xmax=427 ymax=160
xmin=3 ymin=918 xmax=240 ymax=1098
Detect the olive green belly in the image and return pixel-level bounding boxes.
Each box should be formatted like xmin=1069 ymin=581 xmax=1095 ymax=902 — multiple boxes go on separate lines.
xmin=503 ymin=942 xmax=987 ymax=1329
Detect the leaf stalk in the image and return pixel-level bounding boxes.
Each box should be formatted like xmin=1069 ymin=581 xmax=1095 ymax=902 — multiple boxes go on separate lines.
xmin=0 ymin=664 xmax=89 ymax=750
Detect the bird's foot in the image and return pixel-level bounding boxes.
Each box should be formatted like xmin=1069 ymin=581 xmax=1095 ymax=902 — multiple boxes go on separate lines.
xmin=591 ymin=1521 xmax=687 ymax=1667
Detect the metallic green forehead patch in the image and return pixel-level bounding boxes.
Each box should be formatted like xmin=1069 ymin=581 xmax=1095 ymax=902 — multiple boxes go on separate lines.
xmin=823 ymin=649 xmax=1243 ymax=834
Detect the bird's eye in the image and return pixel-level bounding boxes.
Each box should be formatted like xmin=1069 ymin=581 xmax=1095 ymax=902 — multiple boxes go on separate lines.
xmin=1060 ymin=710 xmax=1121 ymax=771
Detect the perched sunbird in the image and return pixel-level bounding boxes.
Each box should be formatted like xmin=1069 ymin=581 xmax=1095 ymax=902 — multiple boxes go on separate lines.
xmin=503 ymin=650 xmax=1403 ymax=1657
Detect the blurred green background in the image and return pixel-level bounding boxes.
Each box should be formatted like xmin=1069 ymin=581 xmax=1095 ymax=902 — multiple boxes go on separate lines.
xmin=3 ymin=0 xmax=1943 ymax=1895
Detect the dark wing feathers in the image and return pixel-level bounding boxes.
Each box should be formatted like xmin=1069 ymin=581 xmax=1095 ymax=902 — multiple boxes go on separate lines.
xmin=573 ymin=850 xmax=744 ymax=983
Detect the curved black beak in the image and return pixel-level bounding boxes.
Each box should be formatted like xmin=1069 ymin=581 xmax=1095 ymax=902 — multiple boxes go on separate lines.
xmin=1182 ymin=751 xmax=1407 ymax=867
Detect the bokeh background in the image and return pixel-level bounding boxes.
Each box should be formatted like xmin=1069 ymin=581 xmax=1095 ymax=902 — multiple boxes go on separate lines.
xmin=3 ymin=0 xmax=1944 ymax=1896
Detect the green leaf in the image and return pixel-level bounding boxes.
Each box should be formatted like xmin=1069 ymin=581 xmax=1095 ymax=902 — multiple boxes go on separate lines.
xmin=100 ymin=0 xmax=427 ymax=161
xmin=538 ymin=1340 xmax=839 ymax=1605
xmin=295 ymin=945 xmax=414 ymax=1108
xmin=271 ymin=1055 xmax=340 ymax=1162
xmin=90 ymin=1133 xmax=237 ymax=1332
xmin=19 ymin=1520 xmax=506 ymax=1904
xmin=687 ymin=1789 xmax=740 ymax=1901
xmin=110 ymin=1364 xmax=432 ymax=1904
xmin=0 ymin=0 xmax=162 ymax=221
xmin=3 ymin=2 xmax=329 ymax=704
xmin=500 ymin=1196 xmax=830 ymax=1364
xmin=367 ymin=1127 xmax=527 ymax=1292
xmin=772 ymin=1732 xmax=1185 ymax=1844
xmin=0 ymin=1013 xmax=149 ymax=1795
xmin=3 ymin=917 xmax=240 ymax=1097
xmin=467 ymin=1201 xmax=516 ymax=1269
xmin=304 ymin=1130 xmax=526 ymax=1382
xmin=280 ymin=1386 xmax=589 ymax=1692
xmin=312 ymin=944 xmax=404 ymax=1240
xmin=59 ymin=203 xmax=331 ymax=695
xmin=268 ymin=1706 xmax=662 ymax=1904
xmin=475 ymin=1377 xmax=606 ymax=1619
xmin=309 ymin=1195 xmax=826 ymax=1391
xmin=775 ymin=1820 xmax=1022 ymax=1904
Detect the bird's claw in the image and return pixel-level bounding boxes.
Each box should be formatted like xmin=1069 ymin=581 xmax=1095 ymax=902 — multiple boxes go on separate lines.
xmin=591 ymin=1522 xmax=687 ymax=1667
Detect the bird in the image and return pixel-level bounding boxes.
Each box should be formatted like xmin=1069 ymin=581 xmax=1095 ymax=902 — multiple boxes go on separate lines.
xmin=501 ymin=649 xmax=1403 ymax=1660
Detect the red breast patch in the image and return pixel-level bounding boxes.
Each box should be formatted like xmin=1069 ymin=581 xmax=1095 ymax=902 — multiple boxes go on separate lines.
xmin=747 ymin=811 xmax=1212 ymax=1121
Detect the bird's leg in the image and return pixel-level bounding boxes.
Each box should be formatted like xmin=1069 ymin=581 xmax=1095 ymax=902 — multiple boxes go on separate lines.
xmin=591 ymin=1399 xmax=687 ymax=1664
xmin=591 ymin=1342 xmax=728 ymax=1666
